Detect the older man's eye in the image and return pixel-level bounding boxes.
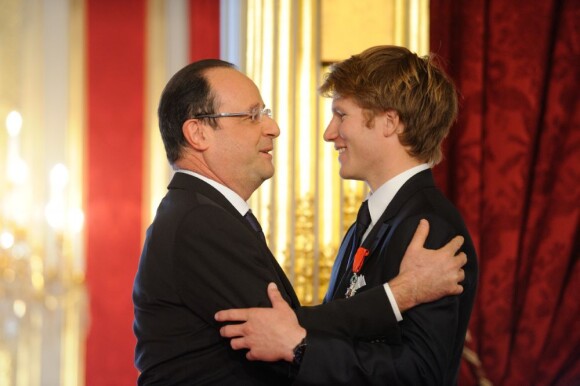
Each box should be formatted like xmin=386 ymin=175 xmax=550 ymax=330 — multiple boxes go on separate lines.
xmin=248 ymin=108 xmax=271 ymax=123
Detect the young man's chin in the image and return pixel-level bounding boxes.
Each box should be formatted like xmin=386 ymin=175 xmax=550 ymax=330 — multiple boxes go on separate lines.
xmin=339 ymin=168 xmax=362 ymax=182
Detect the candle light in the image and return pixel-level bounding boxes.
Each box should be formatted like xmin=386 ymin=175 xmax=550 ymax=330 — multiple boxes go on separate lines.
xmin=44 ymin=163 xmax=69 ymax=277
xmin=68 ymin=207 xmax=85 ymax=279
xmin=4 ymin=111 xmax=29 ymax=224
xmin=0 ymin=231 xmax=15 ymax=249
xmin=45 ymin=163 xmax=69 ymax=231
xmin=6 ymin=111 xmax=22 ymax=137
xmin=5 ymin=111 xmax=28 ymax=184
xmin=68 ymin=207 xmax=84 ymax=234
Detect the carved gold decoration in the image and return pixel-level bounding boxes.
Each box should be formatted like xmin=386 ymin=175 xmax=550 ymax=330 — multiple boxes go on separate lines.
xmin=342 ymin=184 xmax=368 ymax=234
xmin=285 ymin=194 xmax=315 ymax=304
xmin=317 ymin=244 xmax=337 ymax=301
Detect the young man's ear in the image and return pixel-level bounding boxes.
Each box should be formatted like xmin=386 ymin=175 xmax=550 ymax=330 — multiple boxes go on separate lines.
xmin=382 ymin=110 xmax=403 ymax=137
xmin=182 ymin=119 xmax=210 ymax=151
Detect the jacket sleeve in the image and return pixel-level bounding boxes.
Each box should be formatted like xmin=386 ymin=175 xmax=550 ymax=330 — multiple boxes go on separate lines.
xmin=295 ymin=286 xmax=401 ymax=342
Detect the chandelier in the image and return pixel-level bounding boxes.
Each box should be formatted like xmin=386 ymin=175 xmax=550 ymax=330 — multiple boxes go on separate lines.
xmin=0 ymin=111 xmax=87 ymax=386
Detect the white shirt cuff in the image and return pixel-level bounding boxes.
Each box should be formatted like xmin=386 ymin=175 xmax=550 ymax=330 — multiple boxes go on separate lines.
xmin=383 ymin=283 xmax=403 ymax=322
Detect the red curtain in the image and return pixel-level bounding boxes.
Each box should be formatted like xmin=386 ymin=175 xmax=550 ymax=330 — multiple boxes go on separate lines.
xmin=189 ymin=0 xmax=220 ymax=61
xmin=85 ymin=1 xmax=220 ymax=384
xmin=430 ymin=0 xmax=580 ymax=385
xmin=86 ymin=0 xmax=145 ymax=385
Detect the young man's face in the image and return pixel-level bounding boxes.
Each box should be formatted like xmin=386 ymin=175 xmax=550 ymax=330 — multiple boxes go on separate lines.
xmin=323 ymin=96 xmax=387 ymax=188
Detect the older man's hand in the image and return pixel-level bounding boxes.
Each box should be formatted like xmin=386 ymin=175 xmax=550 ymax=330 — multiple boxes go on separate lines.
xmin=390 ymin=219 xmax=467 ymax=312
xmin=215 ymin=283 xmax=306 ymax=362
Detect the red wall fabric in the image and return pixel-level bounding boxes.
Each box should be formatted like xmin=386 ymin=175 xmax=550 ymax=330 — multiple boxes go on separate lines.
xmin=430 ymin=0 xmax=580 ymax=385
xmin=86 ymin=0 xmax=145 ymax=385
xmin=84 ymin=1 xmax=220 ymax=384
xmin=189 ymin=0 xmax=220 ymax=61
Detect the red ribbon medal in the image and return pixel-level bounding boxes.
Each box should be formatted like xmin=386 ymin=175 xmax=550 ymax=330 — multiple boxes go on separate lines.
xmin=352 ymin=247 xmax=370 ymax=273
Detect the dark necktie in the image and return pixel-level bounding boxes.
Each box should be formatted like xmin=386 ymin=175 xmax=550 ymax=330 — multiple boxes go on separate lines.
xmin=330 ymin=200 xmax=372 ymax=300
xmin=352 ymin=200 xmax=372 ymax=248
xmin=244 ymin=210 xmax=266 ymax=243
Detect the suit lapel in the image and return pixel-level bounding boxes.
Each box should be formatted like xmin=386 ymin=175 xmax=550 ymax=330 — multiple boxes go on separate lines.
xmin=352 ymin=170 xmax=437 ymax=278
xmin=169 ymin=173 xmax=270 ymax=244
xmin=324 ymin=225 xmax=356 ymax=302
xmin=168 ymin=172 xmax=301 ymax=307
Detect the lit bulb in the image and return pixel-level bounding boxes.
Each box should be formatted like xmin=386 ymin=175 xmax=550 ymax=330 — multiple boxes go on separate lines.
xmin=0 ymin=231 xmax=15 ymax=249
xmin=50 ymin=163 xmax=69 ymax=190
xmin=68 ymin=208 xmax=85 ymax=233
xmin=13 ymin=299 xmax=27 ymax=318
xmin=6 ymin=111 xmax=23 ymax=137
xmin=7 ymin=157 xmax=29 ymax=184
xmin=45 ymin=202 xmax=65 ymax=230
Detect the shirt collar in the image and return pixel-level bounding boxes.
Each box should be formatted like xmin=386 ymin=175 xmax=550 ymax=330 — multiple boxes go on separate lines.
xmin=366 ymin=164 xmax=430 ymax=226
xmin=176 ymin=170 xmax=250 ymax=216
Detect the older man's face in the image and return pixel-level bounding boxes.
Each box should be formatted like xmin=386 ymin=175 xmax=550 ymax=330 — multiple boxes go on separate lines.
xmin=202 ymin=67 xmax=280 ymax=200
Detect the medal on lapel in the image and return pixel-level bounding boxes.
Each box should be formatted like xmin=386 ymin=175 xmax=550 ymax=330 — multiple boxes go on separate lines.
xmin=344 ymin=222 xmax=392 ymax=299
xmin=345 ymin=247 xmax=369 ymax=298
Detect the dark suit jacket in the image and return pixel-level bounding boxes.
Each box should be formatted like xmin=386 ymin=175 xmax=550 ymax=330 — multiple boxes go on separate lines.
xmin=133 ymin=173 xmax=402 ymax=385
xmin=293 ymin=169 xmax=478 ymax=385
xmin=133 ymin=172 xmax=299 ymax=385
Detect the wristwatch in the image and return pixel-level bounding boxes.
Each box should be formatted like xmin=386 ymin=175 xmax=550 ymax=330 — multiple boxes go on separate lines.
xmin=292 ymin=337 xmax=308 ymax=366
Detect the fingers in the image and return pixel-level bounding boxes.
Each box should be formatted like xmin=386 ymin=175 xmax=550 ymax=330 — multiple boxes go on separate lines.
xmin=443 ymin=235 xmax=465 ymax=255
xmin=454 ymin=252 xmax=467 ymax=269
xmin=215 ymin=308 xmax=250 ymax=323
xmin=458 ymin=268 xmax=465 ymax=282
xmin=450 ymin=267 xmax=465 ymax=295
xmin=229 ymin=336 xmax=248 ymax=351
xmin=267 ymin=283 xmax=286 ymax=308
xmin=408 ymin=219 xmax=430 ymax=250
xmin=453 ymin=283 xmax=464 ymax=295
xmin=220 ymin=323 xmax=246 ymax=338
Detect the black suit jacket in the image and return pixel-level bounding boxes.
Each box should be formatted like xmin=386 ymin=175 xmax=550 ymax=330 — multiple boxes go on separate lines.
xmin=133 ymin=172 xmax=299 ymax=385
xmin=293 ymin=169 xmax=478 ymax=385
xmin=133 ymin=173 xmax=403 ymax=385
